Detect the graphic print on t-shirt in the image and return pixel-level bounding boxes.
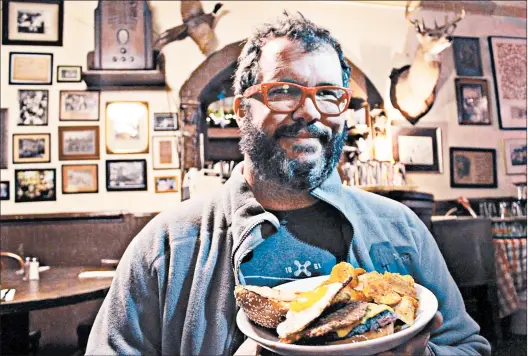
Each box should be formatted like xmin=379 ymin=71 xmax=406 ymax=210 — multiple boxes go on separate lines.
xmin=240 ymin=225 xmax=336 ymax=287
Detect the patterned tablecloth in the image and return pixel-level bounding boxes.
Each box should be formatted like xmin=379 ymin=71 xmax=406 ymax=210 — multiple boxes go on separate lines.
xmin=493 ymin=238 xmax=527 ymax=318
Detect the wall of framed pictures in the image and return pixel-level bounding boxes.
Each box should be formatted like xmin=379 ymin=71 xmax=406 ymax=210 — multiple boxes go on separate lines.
xmin=0 ymin=1 xmax=525 ymax=215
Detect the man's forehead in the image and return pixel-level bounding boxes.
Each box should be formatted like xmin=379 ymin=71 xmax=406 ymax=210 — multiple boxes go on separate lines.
xmin=259 ymin=37 xmax=342 ymax=84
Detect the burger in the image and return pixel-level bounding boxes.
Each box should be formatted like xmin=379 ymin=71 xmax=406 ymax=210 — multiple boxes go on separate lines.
xmin=234 ymin=263 xmax=419 ymax=345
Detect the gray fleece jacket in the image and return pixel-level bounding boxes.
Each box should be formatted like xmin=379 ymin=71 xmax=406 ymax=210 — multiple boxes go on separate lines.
xmin=86 ymin=164 xmax=491 ymax=355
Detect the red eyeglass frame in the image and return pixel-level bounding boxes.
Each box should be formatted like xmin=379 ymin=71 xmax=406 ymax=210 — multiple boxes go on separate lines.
xmin=242 ymin=82 xmax=354 ymax=116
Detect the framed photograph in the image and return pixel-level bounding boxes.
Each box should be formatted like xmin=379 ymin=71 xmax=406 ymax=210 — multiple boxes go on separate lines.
xmin=152 ymin=136 xmax=180 ymax=170
xmin=503 ymin=138 xmax=527 ymax=175
xmin=2 ymin=0 xmax=63 ymax=46
xmin=14 ymin=168 xmax=56 ymax=202
xmin=450 ymin=147 xmax=497 ymax=188
xmin=18 ymin=89 xmax=48 ymax=125
xmin=57 ymin=65 xmax=82 ymax=83
xmin=106 ymin=159 xmax=147 ymax=191
xmin=9 ymin=52 xmax=53 ymax=84
xmin=489 ymin=36 xmax=527 ymax=130
xmin=391 ymin=127 xmax=442 ymax=173
xmin=12 ymin=133 xmax=51 ymax=164
xmin=62 ymin=164 xmax=98 ymax=194
xmin=0 ymin=181 xmax=10 ymax=201
xmin=452 ymin=37 xmax=483 ymax=77
xmin=1 ymin=109 xmax=8 ymax=169
xmin=153 ymin=112 xmax=178 ymax=131
xmin=154 ymin=175 xmax=179 ymax=193
xmin=58 ymin=126 xmax=100 ymax=161
xmin=59 ymin=90 xmax=100 ymax=121
xmin=455 ymin=78 xmax=492 ymax=125
xmin=106 ymin=101 xmax=149 ymax=154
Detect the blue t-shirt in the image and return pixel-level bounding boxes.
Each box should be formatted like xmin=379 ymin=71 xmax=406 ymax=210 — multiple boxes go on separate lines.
xmin=240 ymin=201 xmax=353 ymax=287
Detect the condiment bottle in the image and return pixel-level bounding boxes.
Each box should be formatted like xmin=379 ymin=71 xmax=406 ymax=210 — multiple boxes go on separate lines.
xmin=29 ymin=257 xmax=40 ymax=280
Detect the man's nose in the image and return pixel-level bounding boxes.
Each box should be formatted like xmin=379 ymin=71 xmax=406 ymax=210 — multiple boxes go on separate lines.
xmin=292 ymin=96 xmax=321 ymax=123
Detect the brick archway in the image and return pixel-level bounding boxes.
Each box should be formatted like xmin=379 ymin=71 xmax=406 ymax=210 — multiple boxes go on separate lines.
xmin=179 ymin=40 xmax=383 ymax=168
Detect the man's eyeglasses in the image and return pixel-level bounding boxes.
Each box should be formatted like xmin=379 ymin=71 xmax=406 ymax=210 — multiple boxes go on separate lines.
xmin=242 ymin=82 xmax=353 ymax=116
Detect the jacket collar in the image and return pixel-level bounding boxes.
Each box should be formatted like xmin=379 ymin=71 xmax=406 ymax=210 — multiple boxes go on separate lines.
xmin=223 ymin=163 xmax=347 ymax=250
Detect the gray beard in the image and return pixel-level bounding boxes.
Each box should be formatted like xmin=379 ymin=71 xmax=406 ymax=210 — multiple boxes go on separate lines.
xmin=239 ymin=115 xmax=346 ymax=191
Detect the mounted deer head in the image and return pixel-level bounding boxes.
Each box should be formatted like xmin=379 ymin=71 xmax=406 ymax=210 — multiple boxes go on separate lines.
xmin=405 ymin=1 xmax=465 ymax=58
xmin=390 ymin=1 xmax=465 ymax=124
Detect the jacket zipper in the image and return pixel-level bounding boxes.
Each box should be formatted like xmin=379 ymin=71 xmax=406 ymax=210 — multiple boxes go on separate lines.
xmin=230 ymin=218 xmax=267 ymax=283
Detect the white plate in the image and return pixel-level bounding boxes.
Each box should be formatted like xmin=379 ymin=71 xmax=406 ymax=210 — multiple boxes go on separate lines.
xmin=236 ymin=275 xmax=438 ymax=356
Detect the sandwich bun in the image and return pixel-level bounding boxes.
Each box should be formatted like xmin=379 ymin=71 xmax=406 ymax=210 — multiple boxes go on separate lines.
xmin=234 ymin=285 xmax=296 ymax=329
xmin=326 ymin=323 xmax=395 ymax=345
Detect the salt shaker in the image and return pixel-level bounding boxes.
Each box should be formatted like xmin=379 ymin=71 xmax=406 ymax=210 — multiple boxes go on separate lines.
xmin=29 ymin=257 xmax=40 ymax=280
xmin=23 ymin=257 xmax=31 ymax=281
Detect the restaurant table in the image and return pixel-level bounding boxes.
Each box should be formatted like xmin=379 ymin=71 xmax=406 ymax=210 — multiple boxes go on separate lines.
xmin=0 ymin=266 xmax=113 ymax=354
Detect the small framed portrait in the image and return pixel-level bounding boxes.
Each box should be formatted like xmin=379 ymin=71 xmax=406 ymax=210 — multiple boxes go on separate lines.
xmin=15 ymin=168 xmax=56 ymax=202
xmin=57 ymin=65 xmax=82 ymax=83
xmin=153 ymin=112 xmax=178 ymax=131
xmin=106 ymin=159 xmax=147 ymax=191
xmin=154 ymin=175 xmax=179 ymax=193
xmin=450 ymin=147 xmax=497 ymax=188
xmin=391 ymin=127 xmax=442 ymax=173
xmin=2 ymin=0 xmax=63 ymax=46
xmin=1 ymin=109 xmax=8 ymax=169
xmin=152 ymin=136 xmax=180 ymax=170
xmin=62 ymin=164 xmax=98 ymax=194
xmin=452 ymin=37 xmax=483 ymax=77
xmin=59 ymin=90 xmax=100 ymax=121
xmin=489 ymin=36 xmax=527 ymax=130
xmin=503 ymin=138 xmax=527 ymax=175
xmin=106 ymin=101 xmax=149 ymax=154
xmin=455 ymin=78 xmax=492 ymax=126
xmin=0 ymin=181 xmax=10 ymax=201
xmin=18 ymin=89 xmax=48 ymax=126
xmin=9 ymin=52 xmax=53 ymax=84
xmin=58 ymin=126 xmax=100 ymax=161
xmin=12 ymin=133 xmax=51 ymax=164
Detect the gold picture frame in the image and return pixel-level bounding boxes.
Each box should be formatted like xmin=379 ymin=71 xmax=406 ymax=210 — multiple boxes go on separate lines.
xmin=106 ymin=101 xmax=149 ymax=154
xmin=154 ymin=175 xmax=179 ymax=193
xmin=12 ymin=133 xmax=51 ymax=164
xmin=62 ymin=164 xmax=98 ymax=194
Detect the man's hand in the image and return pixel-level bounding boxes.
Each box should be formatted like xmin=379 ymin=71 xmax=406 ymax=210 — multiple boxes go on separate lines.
xmin=377 ymin=311 xmax=443 ymax=356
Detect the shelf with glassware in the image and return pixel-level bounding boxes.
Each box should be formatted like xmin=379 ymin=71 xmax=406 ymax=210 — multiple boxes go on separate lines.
xmin=491 ymin=217 xmax=527 ymax=239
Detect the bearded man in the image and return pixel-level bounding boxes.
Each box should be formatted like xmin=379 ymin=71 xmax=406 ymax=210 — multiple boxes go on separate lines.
xmin=86 ymin=13 xmax=490 ymax=356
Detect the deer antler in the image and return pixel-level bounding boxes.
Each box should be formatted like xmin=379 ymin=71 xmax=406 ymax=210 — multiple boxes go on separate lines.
xmin=405 ymin=1 xmax=423 ymax=33
xmin=405 ymin=0 xmax=465 ymax=36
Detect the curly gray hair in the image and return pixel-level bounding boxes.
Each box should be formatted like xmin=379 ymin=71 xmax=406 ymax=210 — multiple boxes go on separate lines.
xmin=233 ymin=12 xmax=351 ymax=98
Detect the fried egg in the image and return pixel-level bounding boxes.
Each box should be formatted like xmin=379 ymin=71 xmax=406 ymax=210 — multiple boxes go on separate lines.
xmin=276 ymin=282 xmax=344 ymax=339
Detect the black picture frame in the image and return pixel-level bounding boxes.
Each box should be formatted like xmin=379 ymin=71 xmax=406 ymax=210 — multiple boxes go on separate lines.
xmin=455 ymin=78 xmax=492 ymax=126
xmin=56 ymin=65 xmax=82 ymax=83
xmin=488 ymin=36 xmax=527 ymax=131
xmin=14 ymin=168 xmax=56 ymax=202
xmin=153 ymin=112 xmax=179 ymax=131
xmin=391 ymin=126 xmax=442 ymax=173
xmin=9 ymin=52 xmax=53 ymax=85
xmin=0 ymin=181 xmax=10 ymax=200
xmin=452 ymin=37 xmax=483 ymax=77
xmin=2 ymin=0 xmax=64 ymax=46
xmin=450 ymin=147 xmax=497 ymax=188
xmin=106 ymin=159 xmax=148 ymax=192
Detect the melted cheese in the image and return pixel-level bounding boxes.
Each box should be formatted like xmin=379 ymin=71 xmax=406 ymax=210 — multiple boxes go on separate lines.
xmin=360 ymin=303 xmax=394 ymax=324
